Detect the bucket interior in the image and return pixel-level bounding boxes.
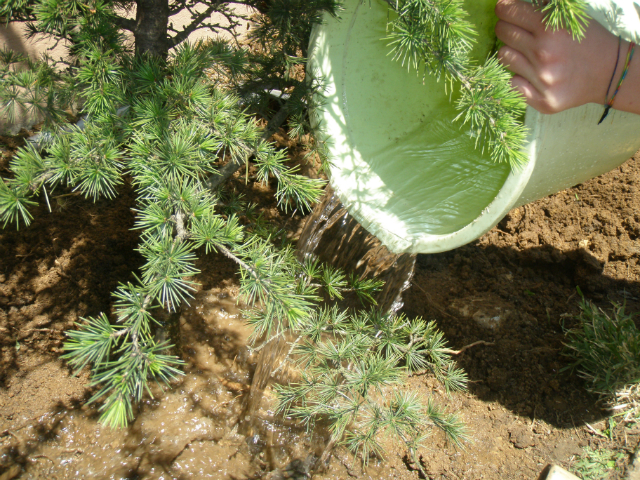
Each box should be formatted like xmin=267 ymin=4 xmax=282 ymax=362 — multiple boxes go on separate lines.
xmin=315 ymin=0 xmax=513 ymax=237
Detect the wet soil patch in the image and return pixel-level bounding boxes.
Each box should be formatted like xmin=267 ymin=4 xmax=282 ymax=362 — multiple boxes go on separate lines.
xmin=1 ymin=129 xmax=640 ymax=478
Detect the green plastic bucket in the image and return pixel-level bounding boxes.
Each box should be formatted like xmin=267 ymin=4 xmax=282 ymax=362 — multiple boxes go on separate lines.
xmin=309 ymin=0 xmax=640 ymax=254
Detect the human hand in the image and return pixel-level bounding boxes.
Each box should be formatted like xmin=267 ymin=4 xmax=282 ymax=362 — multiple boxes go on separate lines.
xmin=494 ymin=0 xmax=623 ymax=114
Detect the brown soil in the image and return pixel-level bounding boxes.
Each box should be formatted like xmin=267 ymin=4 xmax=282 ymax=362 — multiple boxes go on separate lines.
xmin=1 ymin=128 xmax=640 ymax=479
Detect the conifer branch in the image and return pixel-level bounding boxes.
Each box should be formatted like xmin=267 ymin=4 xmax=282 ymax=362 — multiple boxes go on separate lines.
xmin=381 ymin=0 xmax=589 ymax=168
xmin=112 ymin=15 xmax=137 ymax=33
xmin=217 ymin=242 xmax=263 ymax=281
xmin=205 ymin=90 xmax=294 ymax=191
xmin=538 ymin=0 xmax=590 ymax=40
xmin=275 ymin=310 xmax=468 ymax=468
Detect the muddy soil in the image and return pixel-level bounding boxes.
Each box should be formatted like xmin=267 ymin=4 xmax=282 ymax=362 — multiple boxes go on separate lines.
xmin=1 ymin=127 xmax=640 ymax=479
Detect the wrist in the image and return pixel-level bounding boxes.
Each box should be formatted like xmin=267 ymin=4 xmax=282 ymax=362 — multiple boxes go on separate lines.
xmin=588 ymin=34 xmax=625 ymax=107
xmin=607 ymin=40 xmax=640 ymax=115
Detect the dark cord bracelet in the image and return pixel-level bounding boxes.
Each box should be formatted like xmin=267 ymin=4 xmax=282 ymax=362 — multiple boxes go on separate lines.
xmin=599 ymin=37 xmax=636 ymax=124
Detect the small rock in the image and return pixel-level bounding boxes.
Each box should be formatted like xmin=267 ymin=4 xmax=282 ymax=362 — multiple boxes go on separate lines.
xmin=472 ymin=309 xmax=506 ymax=329
xmin=449 ymin=296 xmax=511 ymax=330
xmin=508 ymin=425 xmax=535 ymax=449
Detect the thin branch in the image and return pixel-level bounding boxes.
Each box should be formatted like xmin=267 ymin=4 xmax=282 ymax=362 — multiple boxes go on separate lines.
xmin=217 ymin=243 xmax=261 ymax=280
xmin=174 ymin=21 xmax=240 ymax=46
xmin=168 ymin=4 xmax=220 ymax=48
xmin=112 ymin=328 xmax=130 ymax=338
xmin=228 ymin=0 xmax=266 ymax=13
xmin=586 ymin=423 xmax=608 ymax=438
xmin=441 ymin=340 xmax=495 ymax=355
xmin=168 ymin=0 xmax=188 ymax=15
xmin=409 ymin=341 xmax=495 ymax=377
xmin=112 ymin=15 xmax=137 ymax=33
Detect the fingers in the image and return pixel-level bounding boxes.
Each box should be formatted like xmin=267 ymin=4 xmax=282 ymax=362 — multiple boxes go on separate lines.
xmin=495 ymin=20 xmax=535 ymax=58
xmin=495 ymin=0 xmax=545 ymax=111
xmin=495 ymin=0 xmax=546 ymax=35
xmin=510 ymin=75 xmax=535 ymax=101
xmin=499 ymin=45 xmax=559 ymax=113
xmin=498 ymin=45 xmax=543 ymax=92
xmin=510 ymin=75 xmax=556 ymax=114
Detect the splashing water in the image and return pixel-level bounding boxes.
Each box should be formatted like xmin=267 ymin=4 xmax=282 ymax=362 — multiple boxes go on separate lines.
xmin=242 ymin=335 xmax=288 ymax=431
xmin=241 ymin=186 xmax=416 ymax=468
xmin=297 ymin=185 xmax=416 ymax=315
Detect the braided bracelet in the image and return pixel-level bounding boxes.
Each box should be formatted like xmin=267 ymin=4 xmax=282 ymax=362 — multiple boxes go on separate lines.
xmin=599 ymin=38 xmax=636 ymax=124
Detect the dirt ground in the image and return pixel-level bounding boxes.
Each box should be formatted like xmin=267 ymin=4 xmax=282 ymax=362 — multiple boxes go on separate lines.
xmin=1 ymin=127 xmax=640 ymax=479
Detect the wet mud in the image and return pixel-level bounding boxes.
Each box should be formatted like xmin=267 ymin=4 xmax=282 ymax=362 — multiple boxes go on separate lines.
xmin=2 ymin=130 xmax=640 ymax=478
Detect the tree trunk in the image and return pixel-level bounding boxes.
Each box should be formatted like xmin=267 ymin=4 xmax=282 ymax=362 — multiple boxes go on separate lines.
xmin=134 ymin=0 xmax=169 ymax=57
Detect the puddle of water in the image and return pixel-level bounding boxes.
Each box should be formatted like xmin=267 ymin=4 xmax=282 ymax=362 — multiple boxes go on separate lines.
xmin=2 ymin=290 xmax=331 ymax=479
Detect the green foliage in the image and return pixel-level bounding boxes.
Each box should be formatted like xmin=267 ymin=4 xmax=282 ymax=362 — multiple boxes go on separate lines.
xmin=455 ymin=57 xmax=528 ymax=166
xmin=63 ymin=309 xmax=184 ymax=428
xmin=0 ymin=0 xmax=471 ymax=465
xmin=563 ymin=291 xmax=640 ymax=420
xmin=273 ymin=308 xmax=468 ymax=465
xmin=0 ymin=0 xmax=339 ymax=427
xmin=571 ymin=446 xmax=624 ymax=480
xmin=384 ymin=0 xmax=590 ymax=168
xmin=0 ymin=47 xmax=71 ymax=132
xmin=539 ymin=0 xmax=591 ymax=41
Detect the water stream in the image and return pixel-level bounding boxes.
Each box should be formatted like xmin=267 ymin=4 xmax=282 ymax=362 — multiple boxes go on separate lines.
xmin=242 ymin=335 xmax=288 ymax=436
xmin=297 ymin=185 xmax=416 ymax=314
xmin=239 ymin=185 xmax=418 ymax=471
